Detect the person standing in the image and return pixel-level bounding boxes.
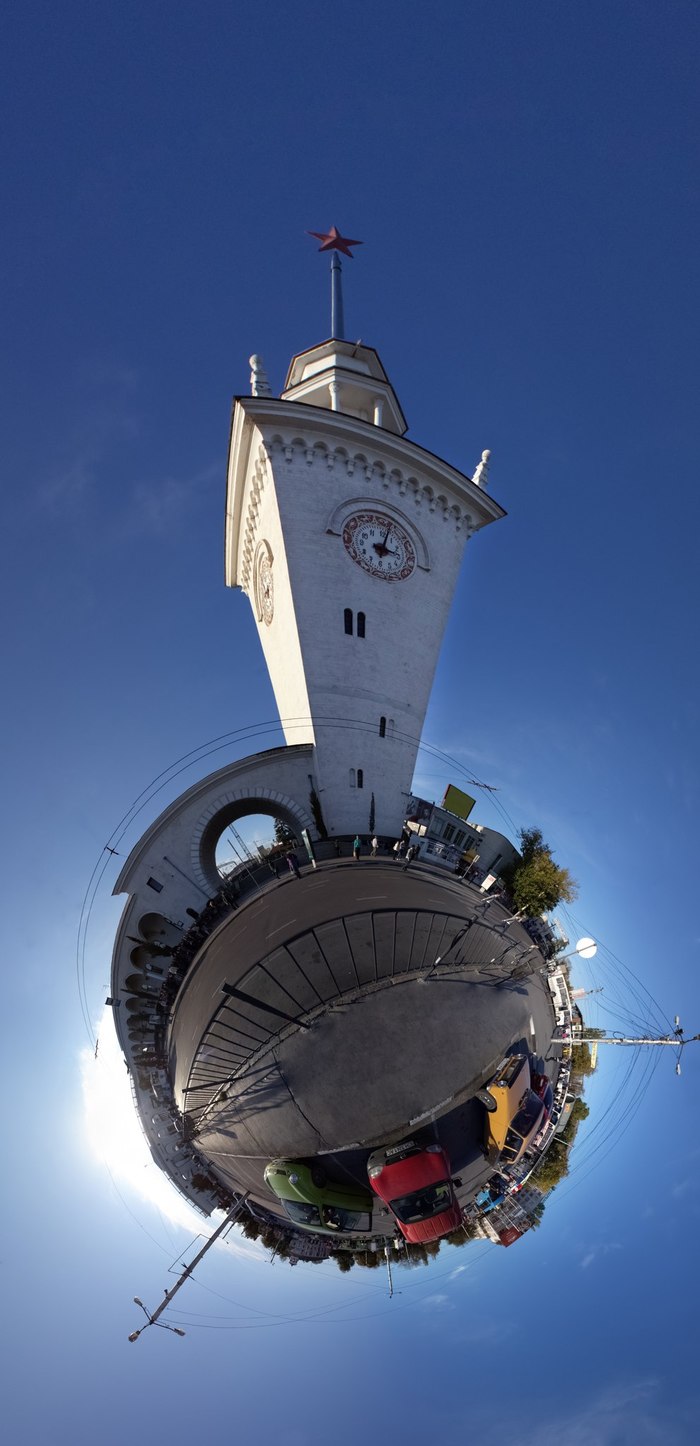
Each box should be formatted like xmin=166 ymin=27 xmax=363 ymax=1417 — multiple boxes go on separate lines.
xmin=371 ymin=835 xmax=379 ymax=858
xmin=353 ymin=835 xmax=361 ymax=861
xmin=402 ymin=843 xmax=417 ymax=871
xmin=287 ymin=852 xmax=301 ymax=879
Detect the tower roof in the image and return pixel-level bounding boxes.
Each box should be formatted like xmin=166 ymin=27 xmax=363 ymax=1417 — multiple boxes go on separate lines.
xmin=282 ymin=339 xmax=407 ymax=435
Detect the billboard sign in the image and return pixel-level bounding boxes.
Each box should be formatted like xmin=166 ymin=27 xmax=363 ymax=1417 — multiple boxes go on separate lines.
xmin=441 ymin=784 xmax=476 ymax=821
xmin=405 ymin=795 xmax=433 ymax=826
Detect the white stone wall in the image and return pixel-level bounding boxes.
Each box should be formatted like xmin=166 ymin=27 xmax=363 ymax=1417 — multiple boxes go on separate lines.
xmin=110 ymin=744 xmax=318 ymax=1051
xmin=236 ymin=445 xmax=314 ymax=744
xmin=275 ymin=436 xmax=464 ymax=837
xmin=472 ymin=825 xmax=519 ymax=878
xmin=232 ymin=411 xmax=499 ymax=837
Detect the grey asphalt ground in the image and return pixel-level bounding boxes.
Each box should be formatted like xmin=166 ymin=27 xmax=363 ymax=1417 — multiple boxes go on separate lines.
xmin=167 ymin=859 xmax=556 ymax=1219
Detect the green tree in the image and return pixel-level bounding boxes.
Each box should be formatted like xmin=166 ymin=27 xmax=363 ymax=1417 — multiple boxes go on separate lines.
xmin=509 ymin=827 xmax=578 ymax=916
xmin=274 ymin=818 xmax=297 ymax=847
xmin=530 ymin=1139 xmax=570 ymax=1191
xmin=519 ymin=827 xmax=546 ymax=863
xmin=239 ymin=1216 xmax=261 ymax=1241
xmin=353 ymin=1249 xmax=382 ymax=1268
xmin=551 ymin=937 xmax=571 ymax=957
xmin=443 ymin=1220 xmax=480 ymax=1245
xmin=335 ymin=1253 xmax=354 ymax=1272
xmin=528 ymin=1201 xmax=546 ymax=1230
xmin=570 ymin=1042 xmax=596 ymax=1079
xmin=309 ymin=787 xmax=327 ymax=839
xmin=397 ymin=1242 xmax=430 ymax=1268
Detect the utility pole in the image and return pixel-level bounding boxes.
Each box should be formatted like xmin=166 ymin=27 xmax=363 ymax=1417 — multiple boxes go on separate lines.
xmin=129 ymin=1194 xmax=249 ymax=1341
xmin=558 ymin=1022 xmax=698 ymax=1075
xmin=573 ymin=1032 xmax=698 ymax=1048
xmin=385 ymin=1244 xmax=394 ymax=1299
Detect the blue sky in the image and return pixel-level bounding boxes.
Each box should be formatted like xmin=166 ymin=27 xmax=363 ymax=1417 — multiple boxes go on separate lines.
xmin=2 ymin=2 xmax=699 ymax=1442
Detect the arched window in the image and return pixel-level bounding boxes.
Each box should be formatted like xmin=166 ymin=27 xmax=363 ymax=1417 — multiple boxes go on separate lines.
xmin=357 ymin=768 xmax=364 ymax=789
xmin=349 ymin=768 xmax=356 ymax=788
xmin=357 ymin=612 xmax=366 ymax=638
xmin=344 ymin=608 xmax=353 ymax=635
xmin=379 ymin=716 xmax=386 ymax=738
xmin=388 ymin=718 xmax=395 ymax=737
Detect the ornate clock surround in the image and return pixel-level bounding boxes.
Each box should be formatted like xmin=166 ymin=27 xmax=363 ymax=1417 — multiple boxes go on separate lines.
xmin=253 ymin=539 xmax=275 ymax=625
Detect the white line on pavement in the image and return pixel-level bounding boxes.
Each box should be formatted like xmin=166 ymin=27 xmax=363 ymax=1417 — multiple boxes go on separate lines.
xmin=266 ymin=919 xmax=297 ymax=936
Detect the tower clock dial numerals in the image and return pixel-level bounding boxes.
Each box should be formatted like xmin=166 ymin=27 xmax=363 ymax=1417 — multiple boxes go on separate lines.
xmin=341 ymin=511 xmax=416 ymax=581
xmin=254 ymin=544 xmax=274 ymax=625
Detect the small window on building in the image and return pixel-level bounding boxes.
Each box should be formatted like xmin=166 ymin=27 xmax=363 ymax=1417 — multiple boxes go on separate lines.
xmin=379 ymin=716 xmax=386 ymax=738
xmin=147 ymin=876 xmax=163 ymax=893
xmin=344 ymin=608 xmax=353 ymax=635
xmin=454 ymin=830 xmax=465 ymax=847
xmin=357 ymin=769 xmax=364 ymax=789
xmin=388 ymin=718 xmax=395 ymax=736
xmin=357 ymin=612 xmax=366 ymax=638
xmin=443 ymin=824 xmax=455 ymax=842
xmin=349 ymin=768 xmax=356 ymax=788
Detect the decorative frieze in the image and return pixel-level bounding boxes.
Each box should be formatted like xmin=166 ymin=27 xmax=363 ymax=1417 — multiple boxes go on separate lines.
xmin=261 ymin=432 xmax=479 ymax=536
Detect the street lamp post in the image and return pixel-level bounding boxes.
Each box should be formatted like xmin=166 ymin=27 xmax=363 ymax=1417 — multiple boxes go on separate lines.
xmin=128 ymin=1194 xmax=249 ymax=1342
xmin=129 ymin=1299 xmax=186 ymax=1342
xmin=551 ymin=937 xmax=597 ymax=968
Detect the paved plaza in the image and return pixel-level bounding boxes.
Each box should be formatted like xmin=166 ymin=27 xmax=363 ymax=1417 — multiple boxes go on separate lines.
xmin=167 ymin=860 xmax=556 ymax=1220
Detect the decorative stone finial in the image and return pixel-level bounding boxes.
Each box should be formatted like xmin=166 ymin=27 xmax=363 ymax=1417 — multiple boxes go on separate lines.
xmin=472 ymin=448 xmax=491 ymax=489
xmin=249 ymin=355 xmax=272 ymax=397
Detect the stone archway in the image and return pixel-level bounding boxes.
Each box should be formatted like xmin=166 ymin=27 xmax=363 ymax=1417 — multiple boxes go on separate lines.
xmin=193 ymin=789 xmax=313 ymax=894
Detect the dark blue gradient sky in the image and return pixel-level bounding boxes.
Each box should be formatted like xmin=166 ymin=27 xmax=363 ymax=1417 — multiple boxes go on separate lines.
xmin=2 ymin=4 xmax=699 ymax=1442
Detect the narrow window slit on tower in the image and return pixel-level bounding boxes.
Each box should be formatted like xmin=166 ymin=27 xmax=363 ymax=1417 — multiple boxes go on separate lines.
xmin=349 ymin=768 xmax=356 ymax=787
xmin=357 ymin=612 xmax=366 ymax=638
xmin=147 ymin=877 xmax=163 ymax=893
xmin=357 ymin=769 xmax=364 ymax=789
xmin=344 ymin=608 xmax=353 ymax=635
xmin=379 ymin=716 xmax=386 ymax=737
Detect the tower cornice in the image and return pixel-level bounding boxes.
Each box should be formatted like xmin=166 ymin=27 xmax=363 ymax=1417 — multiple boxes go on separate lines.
xmin=225 ymin=396 xmax=505 ymax=590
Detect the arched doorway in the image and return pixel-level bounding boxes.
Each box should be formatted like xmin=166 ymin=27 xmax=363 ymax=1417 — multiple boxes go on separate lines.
xmin=199 ymin=797 xmax=306 ymax=885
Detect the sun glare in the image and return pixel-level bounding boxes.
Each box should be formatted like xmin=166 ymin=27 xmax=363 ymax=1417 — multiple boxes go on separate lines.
xmin=81 ymin=1008 xmax=213 ymax=1236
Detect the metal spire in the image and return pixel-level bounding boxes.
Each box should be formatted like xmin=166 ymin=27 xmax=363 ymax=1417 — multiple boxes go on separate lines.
xmin=331 ymin=252 xmax=344 ymax=339
xmin=306 ymin=226 xmax=363 ymax=340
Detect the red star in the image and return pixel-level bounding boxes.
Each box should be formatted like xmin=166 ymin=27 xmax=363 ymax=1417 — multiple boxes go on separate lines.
xmin=307 ymin=225 xmax=363 ymax=258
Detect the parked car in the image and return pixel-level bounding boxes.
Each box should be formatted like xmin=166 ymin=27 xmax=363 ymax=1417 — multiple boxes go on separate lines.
xmin=367 ymin=1138 xmax=462 ymax=1243
xmin=531 ymin=1070 xmax=554 ymax=1121
xmin=264 ymin=1158 xmax=373 ymax=1235
xmin=476 ymin=1053 xmax=546 ymax=1167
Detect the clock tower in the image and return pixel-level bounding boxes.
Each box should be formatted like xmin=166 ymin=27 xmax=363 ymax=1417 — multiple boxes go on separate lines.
xmin=109 ymin=237 xmax=532 ymax=1238
xmin=224 ymin=240 xmax=505 ymax=837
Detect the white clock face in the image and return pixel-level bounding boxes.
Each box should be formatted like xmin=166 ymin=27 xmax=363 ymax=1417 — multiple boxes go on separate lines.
xmin=342 ymin=511 xmax=416 ymax=581
xmin=254 ymin=545 xmax=274 ymax=625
